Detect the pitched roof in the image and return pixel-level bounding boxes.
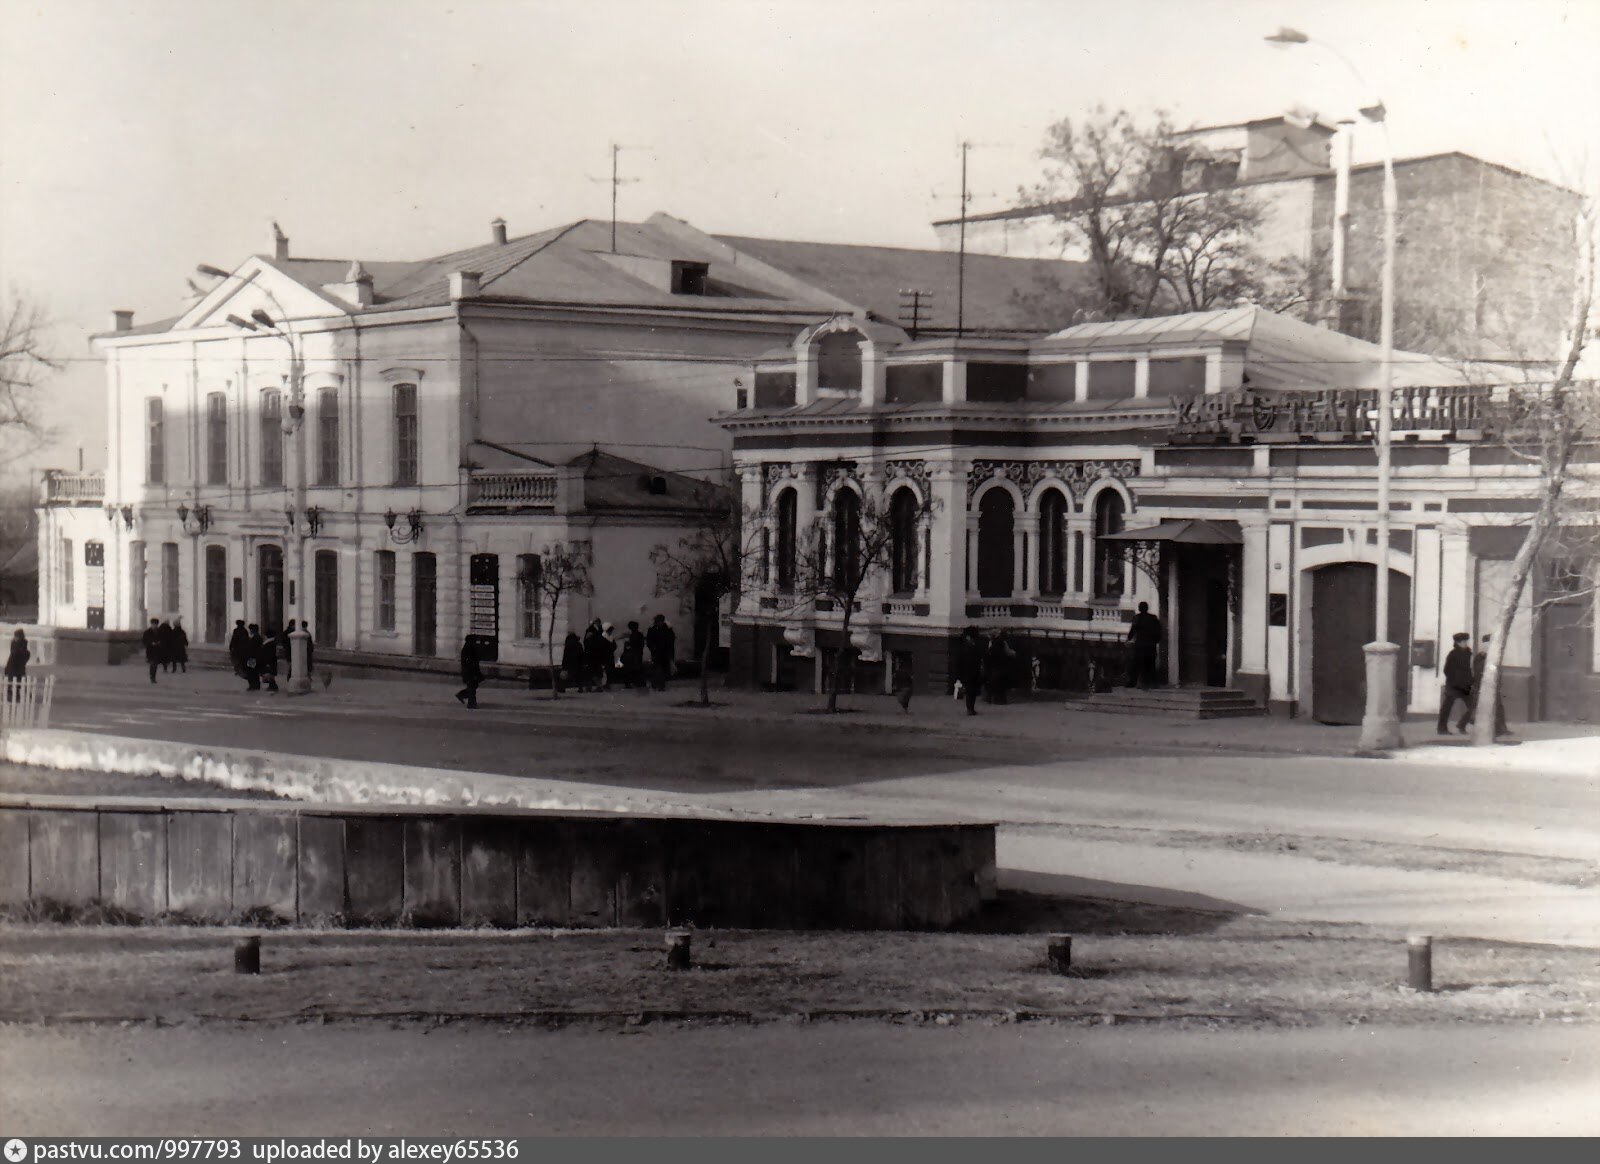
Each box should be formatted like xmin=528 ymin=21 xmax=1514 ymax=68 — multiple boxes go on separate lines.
xmin=1043 ymin=304 xmax=1512 ymax=390
xmin=567 ymin=449 xmax=728 ymax=514
xmin=713 ymin=234 xmax=1088 ymax=335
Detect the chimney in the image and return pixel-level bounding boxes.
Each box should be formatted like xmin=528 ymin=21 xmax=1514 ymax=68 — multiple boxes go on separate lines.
xmin=272 ymin=220 xmax=289 ymax=261
xmin=112 ymin=310 xmax=134 ymax=332
xmin=324 ymin=260 xmax=375 ymax=308
xmin=449 ymin=270 xmax=483 ymax=300
xmin=491 ymin=218 xmax=508 ymax=245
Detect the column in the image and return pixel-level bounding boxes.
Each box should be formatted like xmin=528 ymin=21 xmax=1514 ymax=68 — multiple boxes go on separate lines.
xmin=1411 ymin=525 xmax=1443 ymax=715
xmin=941 ymin=360 xmax=966 ymax=405
xmin=925 ymin=459 xmax=967 ymax=624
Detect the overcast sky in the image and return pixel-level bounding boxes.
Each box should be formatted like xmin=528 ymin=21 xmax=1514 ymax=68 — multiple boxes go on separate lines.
xmin=3 ymin=0 xmax=1597 ymax=475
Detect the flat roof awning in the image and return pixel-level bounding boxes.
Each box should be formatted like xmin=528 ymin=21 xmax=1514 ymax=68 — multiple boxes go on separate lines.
xmin=1098 ymin=519 xmax=1243 ymax=545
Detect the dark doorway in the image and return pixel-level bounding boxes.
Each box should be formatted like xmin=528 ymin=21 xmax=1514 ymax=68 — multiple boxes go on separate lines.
xmin=1310 ymin=563 xmax=1411 ymax=724
xmin=204 ymin=545 xmax=227 ymax=643
xmin=412 ymin=552 xmax=437 ymax=656
xmin=257 ymin=544 xmax=284 ymax=633
xmin=976 ymin=489 xmax=1015 ymax=598
xmin=1175 ymin=545 xmax=1232 ymax=687
xmin=1540 ymin=599 xmax=1596 ymax=722
xmin=314 ymin=549 xmax=339 ymax=647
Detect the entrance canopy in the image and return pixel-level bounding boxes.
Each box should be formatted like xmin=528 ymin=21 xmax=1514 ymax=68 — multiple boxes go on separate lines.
xmin=1098 ymin=519 xmax=1242 ymax=545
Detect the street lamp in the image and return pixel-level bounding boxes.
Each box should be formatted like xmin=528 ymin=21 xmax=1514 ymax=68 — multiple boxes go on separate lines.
xmin=1266 ymin=26 xmax=1401 ymax=751
xmin=197 ymin=261 xmax=315 ymax=694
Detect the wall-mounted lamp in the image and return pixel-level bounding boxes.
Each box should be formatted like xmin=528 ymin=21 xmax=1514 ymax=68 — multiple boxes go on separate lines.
xmin=384 ymin=508 xmax=424 ymax=544
xmin=118 ymin=505 xmax=134 ymax=531
xmin=177 ymin=503 xmax=212 ymax=535
xmin=304 ymin=506 xmax=322 ymax=536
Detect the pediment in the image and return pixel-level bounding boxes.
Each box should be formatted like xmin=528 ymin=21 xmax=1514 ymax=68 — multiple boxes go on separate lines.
xmin=176 ymin=257 xmax=353 ymax=332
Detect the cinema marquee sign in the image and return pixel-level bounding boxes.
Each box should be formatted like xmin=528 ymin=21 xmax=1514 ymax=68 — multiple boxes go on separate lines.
xmin=1168 ymin=385 xmax=1496 ymax=444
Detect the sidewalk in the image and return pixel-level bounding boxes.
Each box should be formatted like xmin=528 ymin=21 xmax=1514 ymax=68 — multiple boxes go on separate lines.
xmin=35 ymin=659 xmax=1599 ymax=778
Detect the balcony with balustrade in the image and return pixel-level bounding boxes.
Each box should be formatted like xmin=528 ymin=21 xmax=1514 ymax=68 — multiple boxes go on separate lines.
xmin=466 ymin=470 xmax=558 ymax=513
xmin=41 ymin=471 xmax=105 ymax=506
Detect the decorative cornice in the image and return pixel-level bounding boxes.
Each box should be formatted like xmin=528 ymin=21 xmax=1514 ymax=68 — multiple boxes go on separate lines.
xmin=967 ymin=458 xmax=1142 ymax=504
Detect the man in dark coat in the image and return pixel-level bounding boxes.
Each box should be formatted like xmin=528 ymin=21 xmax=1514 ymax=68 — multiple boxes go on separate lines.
xmin=456 ymin=636 xmax=482 ymax=709
xmin=228 ymin=620 xmax=250 ymax=679
xmin=645 ymin=614 xmax=675 ymax=692
xmin=171 ymin=618 xmax=188 ymax=673
xmin=583 ymin=619 xmax=610 ymax=691
xmin=241 ymin=623 xmax=262 ymax=691
xmin=276 ymin=625 xmax=293 ymax=680
xmin=299 ymin=620 xmax=315 ymax=677
xmin=1437 ymin=631 xmax=1474 ymax=735
xmin=156 ymin=619 xmax=176 ymax=672
xmin=4 ymin=628 xmax=29 ymax=702
xmin=560 ymin=630 xmax=585 ymax=693
xmin=1126 ymin=601 xmax=1163 ymax=689
xmin=142 ymin=618 xmax=162 ymax=683
xmin=621 ymin=621 xmax=646 ymax=691
xmin=954 ymin=626 xmax=985 ymax=716
xmin=986 ymin=630 xmax=1015 ymax=705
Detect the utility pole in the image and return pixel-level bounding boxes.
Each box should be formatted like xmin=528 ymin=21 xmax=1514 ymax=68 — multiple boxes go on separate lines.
xmin=897 ymin=288 xmax=932 ymax=340
xmin=957 ymin=141 xmax=971 ymax=339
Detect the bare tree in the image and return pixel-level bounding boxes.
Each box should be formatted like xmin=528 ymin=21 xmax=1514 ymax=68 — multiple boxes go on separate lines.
xmin=1025 ymin=107 xmax=1304 ymax=321
xmin=781 ymin=485 xmax=935 ymax=713
xmin=0 ymin=293 xmax=59 ymax=459
xmin=649 ymin=477 xmax=761 ymax=706
xmin=1470 ymin=198 xmax=1596 ymax=746
xmin=530 ymin=541 xmax=593 ymax=701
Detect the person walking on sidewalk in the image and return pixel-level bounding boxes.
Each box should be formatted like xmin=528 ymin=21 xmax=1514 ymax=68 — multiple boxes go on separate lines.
xmin=142 ymin=618 xmax=162 ymax=683
xmin=985 ymin=630 xmax=1015 ymax=705
xmin=228 ymin=620 xmax=250 ymax=679
xmin=1126 ymin=602 xmax=1162 ymax=689
xmin=954 ymin=626 xmax=985 ymax=716
xmin=241 ymin=624 xmax=263 ymax=691
xmin=299 ymin=620 xmax=315 ymax=678
xmin=276 ymin=625 xmax=293 ymax=680
xmin=560 ymin=630 xmax=586 ymax=693
xmin=171 ymin=617 xmax=188 ymax=673
xmin=1437 ymin=631 xmax=1474 ymax=735
xmin=584 ymin=619 xmax=611 ymax=691
xmin=156 ymin=619 xmax=176 ymax=673
xmin=646 ymin=614 xmax=675 ymax=692
xmin=4 ymin=628 xmax=29 ymax=702
xmin=456 ymin=636 xmax=483 ymax=709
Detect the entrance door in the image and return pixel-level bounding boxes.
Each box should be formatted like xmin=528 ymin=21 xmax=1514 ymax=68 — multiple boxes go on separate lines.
xmin=412 ymin=552 xmax=437 ymax=656
xmin=1311 ymin=563 xmax=1411 ymax=724
xmin=1540 ymin=600 xmax=1596 ymax=721
xmin=257 ymin=544 xmax=284 ymax=632
xmin=1176 ymin=545 xmax=1232 ymax=687
xmin=204 ymin=545 xmax=227 ymax=643
xmin=314 ymin=550 xmax=339 ymax=647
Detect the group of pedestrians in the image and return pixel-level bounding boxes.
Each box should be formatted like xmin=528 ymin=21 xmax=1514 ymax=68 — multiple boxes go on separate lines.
xmin=951 ymin=625 xmax=1023 ymax=715
xmin=557 ymin=614 xmax=677 ymax=695
xmin=1438 ymin=631 xmax=1512 ymax=738
xmin=227 ymin=619 xmax=314 ymax=694
xmin=138 ymin=617 xmax=189 ymax=682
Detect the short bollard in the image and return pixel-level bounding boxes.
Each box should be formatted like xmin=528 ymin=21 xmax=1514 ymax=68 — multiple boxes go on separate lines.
xmin=1047 ymin=934 xmax=1073 ymax=975
xmin=1407 ymin=934 xmax=1433 ymax=992
xmin=234 ymin=935 xmax=261 ymax=975
xmin=665 ymin=928 xmax=692 ymax=971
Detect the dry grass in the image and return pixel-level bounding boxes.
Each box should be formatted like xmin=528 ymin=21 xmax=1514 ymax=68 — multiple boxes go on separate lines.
xmin=2 ymin=918 xmax=1595 ymax=1030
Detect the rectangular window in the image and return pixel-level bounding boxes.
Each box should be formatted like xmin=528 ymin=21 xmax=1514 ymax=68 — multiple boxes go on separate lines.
xmin=317 ymin=388 xmax=339 ymax=486
xmin=518 ymin=553 xmax=542 ymax=638
xmin=162 ymin=541 xmax=179 ymax=615
xmin=394 ymin=384 xmax=418 ymax=486
xmin=145 ymin=397 xmax=165 ymax=484
xmin=375 ymin=550 xmax=396 ymax=631
xmin=206 ymin=392 xmax=227 ymax=485
xmin=412 ymin=551 xmax=437 ymax=656
xmin=60 ymin=538 xmax=74 ymax=604
xmin=315 ymin=549 xmax=339 ymax=646
xmin=1085 ymin=360 xmax=1136 ymax=402
xmin=261 ymin=391 xmax=284 ymax=486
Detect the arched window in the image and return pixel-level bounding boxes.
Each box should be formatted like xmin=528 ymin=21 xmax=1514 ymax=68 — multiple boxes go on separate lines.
xmin=1093 ymin=490 xmax=1126 ymax=598
xmin=831 ymin=488 xmax=862 ymax=591
xmin=260 ymin=390 xmax=283 ymax=486
xmin=774 ymin=489 xmax=798 ymax=592
xmin=1037 ymin=489 xmax=1068 ymax=595
xmin=817 ymin=331 xmax=863 ymax=393
xmin=889 ymin=488 xmax=920 ymax=594
xmin=976 ymin=489 xmax=1016 ymax=598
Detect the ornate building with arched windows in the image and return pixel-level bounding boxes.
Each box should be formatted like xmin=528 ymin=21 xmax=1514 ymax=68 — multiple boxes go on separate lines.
xmin=724 ymin=305 xmax=1600 ymax=723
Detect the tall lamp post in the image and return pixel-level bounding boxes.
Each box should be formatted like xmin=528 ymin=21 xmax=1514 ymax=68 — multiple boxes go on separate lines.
xmin=196 ymin=264 xmax=314 ymax=694
xmin=1266 ymin=27 xmax=1402 ymax=751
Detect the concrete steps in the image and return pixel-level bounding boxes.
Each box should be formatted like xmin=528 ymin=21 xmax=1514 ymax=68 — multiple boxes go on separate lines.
xmin=1078 ymin=686 xmax=1266 ymax=719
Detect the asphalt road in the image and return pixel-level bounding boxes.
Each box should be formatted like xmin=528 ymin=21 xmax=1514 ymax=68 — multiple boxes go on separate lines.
xmin=4 ymin=1022 xmax=1595 ymax=1136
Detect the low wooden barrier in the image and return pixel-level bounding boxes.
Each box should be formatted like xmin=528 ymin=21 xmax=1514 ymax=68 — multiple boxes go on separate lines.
xmin=0 ymin=796 xmax=997 ymax=931
xmin=0 ymin=676 xmax=53 ymax=729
